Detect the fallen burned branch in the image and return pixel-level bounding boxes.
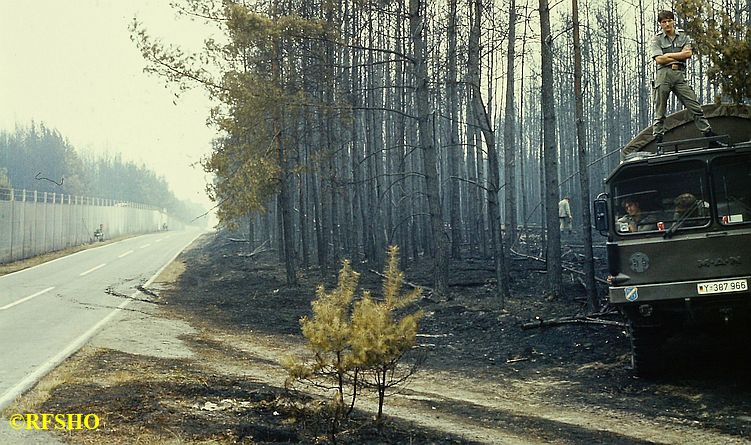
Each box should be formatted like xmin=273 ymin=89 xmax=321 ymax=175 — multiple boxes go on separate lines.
xmin=448 ymin=281 xmax=493 ymax=288
xmin=521 ymin=314 xmax=627 ymax=330
xmin=77 ymin=301 xmax=156 ymax=317
xmin=237 ymin=249 xmax=271 ymax=258
xmin=237 ymin=240 xmax=271 ymax=258
xmin=450 ymin=265 xmax=497 ymax=272
xmin=584 ymin=309 xmax=622 ymax=318
xmin=510 ymin=248 xmax=609 ymax=285
xmin=368 ymin=269 xmax=434 ymax=295
xmin=105 ymin=287 xmax=164 ymax=305
xmin=136 ymin=285 xmax=159 ymax=299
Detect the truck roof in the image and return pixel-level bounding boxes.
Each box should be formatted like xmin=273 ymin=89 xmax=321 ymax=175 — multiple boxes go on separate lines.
xmin=622 ymin=104 xmax=751 ymax=158
xmin=607 ymin=139 xmax=751 ymax=183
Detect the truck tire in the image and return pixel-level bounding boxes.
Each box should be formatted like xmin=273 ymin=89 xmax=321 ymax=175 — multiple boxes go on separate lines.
xmin=630 ymin=324 xmax=664 ymax=377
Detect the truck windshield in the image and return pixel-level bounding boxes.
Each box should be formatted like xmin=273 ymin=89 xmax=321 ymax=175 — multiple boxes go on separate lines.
xmin=712 ymin=154 xmax=751 ymax=226
xmin=612 ymin=161 xmax=710 ymax=235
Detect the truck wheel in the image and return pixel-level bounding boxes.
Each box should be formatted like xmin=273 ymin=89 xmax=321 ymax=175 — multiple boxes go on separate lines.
xmin=630 ymin=324 xmax=664 ymax=377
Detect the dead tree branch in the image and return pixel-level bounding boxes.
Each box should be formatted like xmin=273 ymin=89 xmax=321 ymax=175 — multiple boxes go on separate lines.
xmin=237 ymin=240 xmax=271 ymax=258
xmin=521 ymin=315 xmax=627 ymax=330
xmin=368 ymin=269 xmax=433 ymax=295
xmin=511 ymin=248 xmax=609 ymax=285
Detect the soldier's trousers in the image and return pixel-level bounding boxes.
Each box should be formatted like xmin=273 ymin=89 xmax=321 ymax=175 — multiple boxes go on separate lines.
xmin=652 ymin=68 xmax=711 ymax=137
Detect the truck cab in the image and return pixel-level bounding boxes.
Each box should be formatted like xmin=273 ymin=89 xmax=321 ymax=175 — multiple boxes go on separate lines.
xmin=595 ymin=139 xmax=751 ymax=376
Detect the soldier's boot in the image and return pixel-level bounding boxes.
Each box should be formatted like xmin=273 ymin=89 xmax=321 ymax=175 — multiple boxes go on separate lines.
xmin=704 ymin=130 xmax=725 ymax=148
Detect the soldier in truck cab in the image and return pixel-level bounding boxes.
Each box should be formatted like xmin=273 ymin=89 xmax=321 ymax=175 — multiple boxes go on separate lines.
xmin=650 ymin=10 xmax=720 ymax=146
xmin=617 ymin=197 xmax=658 ymax=233
xmin=673 ymin=192 xmax=709 ymax=226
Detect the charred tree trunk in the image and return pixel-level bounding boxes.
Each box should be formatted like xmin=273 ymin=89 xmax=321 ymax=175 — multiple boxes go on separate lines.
xmin=447 ymin=0 xmax=462 ymax=259
xmin=470 ymin=0 xmax=511 ymax=305
xmin=518 ymin=12 xmax=530 ymax=248
xmin=467 ymin=0 xmax=487 ymax=258
xmin=503 ymin=0 xmax=518 ymax=249
xmin=539 ymin=0 xmax=561 ymax=297
xmin=636 ymin=0 xmax=649 ymax=130
xmin=410 ymin=0 xmax=449 ymax=294
xmin=465 ymin=90 xmax=480 ymax=255
xmin=394 ymin=0 xmax=410 ymax=254
xmin=297 ymin=117 xmax=310 ymax=268
xmin=572 ymin=0 xmax=599 ymax=311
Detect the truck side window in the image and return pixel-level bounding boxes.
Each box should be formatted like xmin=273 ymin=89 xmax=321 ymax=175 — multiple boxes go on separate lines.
xmin=713 ymin=154 xmax=751 ymax=226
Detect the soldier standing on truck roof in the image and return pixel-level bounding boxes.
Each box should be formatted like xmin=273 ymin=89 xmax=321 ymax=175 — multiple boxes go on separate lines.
xmin=650 ymin=10 xmax=720 ymax=146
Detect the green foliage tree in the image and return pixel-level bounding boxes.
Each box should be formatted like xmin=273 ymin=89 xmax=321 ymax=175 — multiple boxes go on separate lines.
xmin=350 ymin=245 xmax=423 ymax=419
xmin=285 ymin=259 xmax=360 ymax=440
xmin=677 ymin=0 xmax=751 ymax=103
xmin=132 ymin=2 xmax=334 ymax=284
xmin=132 ymin=3 xmax=329 ymax=222
xmin=286 ymin=245 xmax=423 ymax=430
xmin=0 ymin=123 xmax=76 ymax=193
xmin=289 ymin=259 xmax=360 ymax=404
xmin=0 ymin=124 xmax=204 ymax=223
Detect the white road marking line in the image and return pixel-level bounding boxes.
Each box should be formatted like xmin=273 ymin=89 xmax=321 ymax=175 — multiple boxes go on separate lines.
xmin=79 ymin=263 xmax=106 ymax=276
xmin=0 ymin=235 xmax=133 ymax=280
xmin=0 ymin=287 xmax=55 ymax=311
xmin=140 ymin=243 xmax=151 ymax=249
xmin=0 ymin=230 xmax=206 ymax=411
xmin=155 ymin=238 xmax=163 ymax=243
xmin=118 ymin=250 xmax=134 ymax=258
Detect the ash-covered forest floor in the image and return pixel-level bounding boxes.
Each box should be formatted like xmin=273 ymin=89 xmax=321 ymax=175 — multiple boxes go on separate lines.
xmin=34 ymin=231 xmax=751 ymax=444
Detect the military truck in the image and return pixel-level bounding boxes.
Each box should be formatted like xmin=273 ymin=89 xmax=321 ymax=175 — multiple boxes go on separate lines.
xmin=593 ymin=104 xmax=751 ymax=376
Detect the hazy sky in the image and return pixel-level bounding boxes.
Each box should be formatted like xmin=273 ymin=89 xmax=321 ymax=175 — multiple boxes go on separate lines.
xmin=0 ymin=1 xmax=220 ymax=208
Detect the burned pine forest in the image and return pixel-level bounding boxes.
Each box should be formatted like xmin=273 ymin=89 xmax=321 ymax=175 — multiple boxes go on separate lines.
xmin=133 ymin=0 xmax=751 ymax=300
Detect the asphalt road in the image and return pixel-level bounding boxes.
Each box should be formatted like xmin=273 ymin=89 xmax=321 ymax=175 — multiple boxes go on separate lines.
xmin=0 ymin=228 xmax=205 ymax=411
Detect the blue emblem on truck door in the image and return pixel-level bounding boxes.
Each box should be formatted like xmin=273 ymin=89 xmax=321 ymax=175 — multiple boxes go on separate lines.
xmin=625 ymin=287 xmax=639 ymax=302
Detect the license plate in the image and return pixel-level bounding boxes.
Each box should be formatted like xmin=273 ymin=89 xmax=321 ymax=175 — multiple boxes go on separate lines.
xmin=697 ymin=279 xmax=748 ymax=295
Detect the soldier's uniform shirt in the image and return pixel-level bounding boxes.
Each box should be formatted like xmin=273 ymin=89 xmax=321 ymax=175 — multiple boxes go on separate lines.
xmin=617 ymin=213 xmax=658 ymax=233
xmin=649 ymin=28 xmax=711 ymax=137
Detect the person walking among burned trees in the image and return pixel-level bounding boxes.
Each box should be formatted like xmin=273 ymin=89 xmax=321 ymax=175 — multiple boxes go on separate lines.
xmin=650 ymin=10 xmax=720 ymax=146
xmin=558 ymin=197 xmax=573 ymax=236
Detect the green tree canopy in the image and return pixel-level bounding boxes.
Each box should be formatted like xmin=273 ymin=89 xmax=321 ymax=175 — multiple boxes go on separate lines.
xmin=0 ymin=123 xmax=205 ymax=224
xmin=132 ymin=1 xmax=336 ymax=226
xmin=677 ymin=0 xmax=751 ymax=103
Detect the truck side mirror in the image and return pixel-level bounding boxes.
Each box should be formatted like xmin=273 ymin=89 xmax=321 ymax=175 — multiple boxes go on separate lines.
xmin=593 ymin=198 xmax=609 ymax=232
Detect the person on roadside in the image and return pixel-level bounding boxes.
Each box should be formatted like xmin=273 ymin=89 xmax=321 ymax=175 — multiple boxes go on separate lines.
xmin=93 ymin=223 xmax=105 ymax=242
xmin=650 ymin=10 xmax=720 ymax=147
xmin=617 ymin=197 xmax=657 ymax=233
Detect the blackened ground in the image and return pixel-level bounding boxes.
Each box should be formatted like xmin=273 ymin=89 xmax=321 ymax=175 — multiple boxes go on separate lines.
xmin=166 ymin=232 xmax=751 ymax=441
xmin=37 ymin=230 xmax=751 ymax=444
